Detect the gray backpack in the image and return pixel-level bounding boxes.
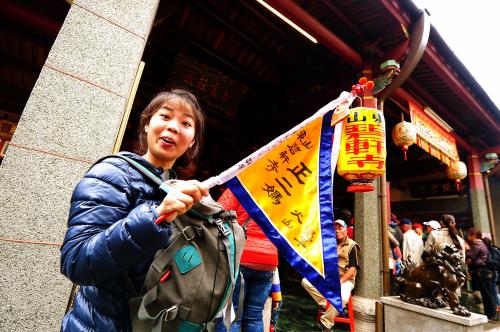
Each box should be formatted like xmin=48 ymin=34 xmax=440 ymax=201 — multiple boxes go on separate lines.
xmin=111 ymin=154 xmax=245 ymax=332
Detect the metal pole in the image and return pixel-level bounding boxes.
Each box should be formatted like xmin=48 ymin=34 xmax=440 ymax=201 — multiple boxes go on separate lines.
xmin=375 ymin=301 xmax=384 ymax=332
xmin=484 ymin=168 xmax=499 ymax=245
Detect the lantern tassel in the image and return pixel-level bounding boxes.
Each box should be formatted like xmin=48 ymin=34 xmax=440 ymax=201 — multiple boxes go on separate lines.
xmin=455 ymin=179 xmax=461 ymax=192
xmin=403 ymin=145 xmax=408 ymax=161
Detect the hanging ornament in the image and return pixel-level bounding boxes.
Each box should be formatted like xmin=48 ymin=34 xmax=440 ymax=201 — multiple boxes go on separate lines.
xmin=337 ymin=78 xmax=386 ymax=192
xmin=446 ymin=160 xmax=467 ymax=191
xmin=391 ymin=113 xmax=416 ymax=161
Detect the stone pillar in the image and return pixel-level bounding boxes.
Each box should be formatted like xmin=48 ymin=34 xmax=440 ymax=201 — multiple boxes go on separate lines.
xmin=0 ymin=1 xmax=159 ymax=331
xmin=353 ymin=179 xmax=383 ymax=331
xmin=467 ymin=152 xmax=490 ymax=232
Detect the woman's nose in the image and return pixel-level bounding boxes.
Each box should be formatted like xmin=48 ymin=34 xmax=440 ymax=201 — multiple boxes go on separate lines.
xmin=166 ymin=119 xmax=180 ymax=133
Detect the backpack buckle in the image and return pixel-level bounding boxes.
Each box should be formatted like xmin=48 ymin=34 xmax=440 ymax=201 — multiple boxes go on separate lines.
xmin=164 ymin=305 xmax=178 ymax=321
xmin=214 ymin=218 xmax=230 ymax=237
xmin=181 ymin=226 xmax=196 ymax=241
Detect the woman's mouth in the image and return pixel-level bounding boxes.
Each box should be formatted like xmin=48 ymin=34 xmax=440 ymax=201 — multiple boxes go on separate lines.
xmin=160 ymin=136 xmax=176 ymax=145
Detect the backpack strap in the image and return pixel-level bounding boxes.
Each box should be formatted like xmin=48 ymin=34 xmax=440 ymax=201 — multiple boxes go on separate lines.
xmin=232 ymin=271 xmax=245 ymax=325
xmin=106 ymin=154 xmax=223 ymax=225
xmin=241 ymin=216 xmax=252 ymax=239
xmin=150 ymin=224 xmax=203 ymax=275
xmin=99 ymin=154 xmax=171 ymax=194
xmin=136 ymin=221 xmax=204 ymax=319
xmin=242 ymin=217 xmax=252 ymax=228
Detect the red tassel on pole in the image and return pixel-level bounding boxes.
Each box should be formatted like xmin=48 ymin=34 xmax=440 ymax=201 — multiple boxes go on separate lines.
xmin=402 ymin=146 xmax=408 ymax=161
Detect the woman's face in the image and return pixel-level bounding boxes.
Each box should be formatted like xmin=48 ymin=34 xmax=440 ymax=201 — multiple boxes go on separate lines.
xmin=143 ymin=99 xmax=196 ymax=169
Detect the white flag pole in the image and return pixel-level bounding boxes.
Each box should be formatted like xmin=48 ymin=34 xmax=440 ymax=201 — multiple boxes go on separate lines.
xmin=202 ymin=91 xmax=355 ymax=189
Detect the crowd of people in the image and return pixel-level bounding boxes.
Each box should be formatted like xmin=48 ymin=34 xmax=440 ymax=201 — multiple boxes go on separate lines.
xmin=58 ymin=88 xmax=497 ymax=332
xmin=388 ymin=212 xmax=500 ymax=322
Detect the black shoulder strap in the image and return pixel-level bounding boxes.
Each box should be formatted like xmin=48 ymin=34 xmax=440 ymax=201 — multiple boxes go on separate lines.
xmin=114 ymin=155 xmax=164 ymax=186
xmin=242 ymin=217 xmax=252 ymax=228
xmin=95 ymin=154 xmax=169 ymax=194
xmin=103 ymin=154 xmax=213 ymax=222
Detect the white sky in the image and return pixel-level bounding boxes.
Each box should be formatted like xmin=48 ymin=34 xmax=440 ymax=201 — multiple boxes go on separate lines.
xmin=411 ymin=0 xmax=500 ymax=109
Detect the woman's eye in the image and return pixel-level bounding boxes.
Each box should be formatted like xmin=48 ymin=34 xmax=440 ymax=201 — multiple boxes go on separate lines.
xmin=160 ymin=113 xmax=170 ymax=120
xmin=183 ymin=121 xmax=192 ymax=128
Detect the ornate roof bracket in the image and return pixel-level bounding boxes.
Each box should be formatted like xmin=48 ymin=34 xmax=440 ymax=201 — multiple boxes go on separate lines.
xmin=377 ymin=10 xmax=431 ymax=109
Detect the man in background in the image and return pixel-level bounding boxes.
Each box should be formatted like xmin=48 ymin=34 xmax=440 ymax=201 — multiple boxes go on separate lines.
xmin=401 ymin=218 xmax=424 ymax=265
xmin=422 ymin=220 xmax=441 ymax=243
xmin=301 ymin=219 xmax=361 ymax=332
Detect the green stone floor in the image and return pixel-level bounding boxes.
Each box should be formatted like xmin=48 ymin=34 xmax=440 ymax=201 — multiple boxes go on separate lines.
xmin=275 ymin=280 xmax=350 ymax=332
xmin=274 ymin=281 xmax=497 ymax=332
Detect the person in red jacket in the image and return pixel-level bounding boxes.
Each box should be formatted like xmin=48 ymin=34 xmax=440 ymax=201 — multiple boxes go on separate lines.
xmin=215 ymin=188 xmax=279 ymax=332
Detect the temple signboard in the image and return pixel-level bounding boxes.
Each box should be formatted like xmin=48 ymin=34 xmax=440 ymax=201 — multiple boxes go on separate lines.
xmin=408 ymin=178 xmax=466 ymax=198
xmin=167 ymin=54 xmax=248 ymax=118
xmin=409 ymin=101 xmax=458 ymax=166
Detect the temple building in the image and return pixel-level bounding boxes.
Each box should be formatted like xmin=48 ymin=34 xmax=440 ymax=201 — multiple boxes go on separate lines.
xmin=0 ymin=0 xmax=498 ymax=330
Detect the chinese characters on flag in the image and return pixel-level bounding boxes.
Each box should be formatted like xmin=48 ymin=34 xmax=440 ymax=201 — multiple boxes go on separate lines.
xmin=226 ymin=108 xmax=343 ymax=313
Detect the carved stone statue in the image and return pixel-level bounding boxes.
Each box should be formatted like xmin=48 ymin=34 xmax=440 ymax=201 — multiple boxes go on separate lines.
xmin=396 ymin=243 xmax=470 ymax=316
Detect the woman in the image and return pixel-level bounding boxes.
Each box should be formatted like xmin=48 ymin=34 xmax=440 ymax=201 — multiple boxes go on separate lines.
xmin=215 ymin=188 xmax=279 ymax=332
xmin=60 ymin=89 xmax=208 ymax=331
xmin=424 ymin=214 xmax=465 ymax=261
xmin=466 ymin=229 xmax=498 ymax=321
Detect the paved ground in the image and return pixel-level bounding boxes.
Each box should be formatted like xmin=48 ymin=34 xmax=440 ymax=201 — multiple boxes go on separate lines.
xmin=461 ymin=291 xmax=500 ymax=331
xmin=484 ymin=322 xmax=500 ymax=332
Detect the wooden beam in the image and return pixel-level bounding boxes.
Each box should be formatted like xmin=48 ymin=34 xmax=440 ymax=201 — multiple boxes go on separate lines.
xmin=0 ymin=2 xmax=60 ymax=36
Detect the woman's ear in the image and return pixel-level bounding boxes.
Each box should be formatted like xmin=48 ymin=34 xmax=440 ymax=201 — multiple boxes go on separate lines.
xmin=144 ymin=125 xmax=149 ymax=133
xmin=189 ymin=140 xmax=195 ymax=148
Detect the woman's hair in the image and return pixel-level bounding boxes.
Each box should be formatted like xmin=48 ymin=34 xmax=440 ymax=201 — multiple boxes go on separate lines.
xmin=440 ymin=214 xmax=462 ymax=250
xmin=137 ymin=89 xmax=205 ymax=166
xmin=468 ymin=228 xmax=483 ymax=239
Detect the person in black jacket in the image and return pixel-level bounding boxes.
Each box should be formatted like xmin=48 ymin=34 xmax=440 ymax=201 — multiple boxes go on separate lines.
xmin=60 ymin=89 xmax=208 ymax=331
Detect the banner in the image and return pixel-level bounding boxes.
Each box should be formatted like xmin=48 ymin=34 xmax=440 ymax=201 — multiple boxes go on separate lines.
xmin=409 ymin=101 xmax=458 ymax=166
xmin=221 ymin=99 xmax=350 ymax=313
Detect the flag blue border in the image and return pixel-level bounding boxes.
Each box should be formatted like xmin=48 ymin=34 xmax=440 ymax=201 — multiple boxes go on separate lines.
xmin=226 ymin=109 xmax=342 ymax=313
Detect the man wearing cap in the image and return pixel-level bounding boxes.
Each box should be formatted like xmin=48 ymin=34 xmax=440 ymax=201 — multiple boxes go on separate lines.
xmin=413 ymin=223 xmax=424 ymax=237
xmin=301 ymin=219 xmax=361 ymax=332
xmin=401 ymin=218 xmax=424 ymax=265
xmin=423 ymin=220 xmax=441 ymax=243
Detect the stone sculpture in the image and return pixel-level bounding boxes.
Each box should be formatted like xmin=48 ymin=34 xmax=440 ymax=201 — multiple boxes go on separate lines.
xmin=397 ymin=243 xmax=470 ymax=316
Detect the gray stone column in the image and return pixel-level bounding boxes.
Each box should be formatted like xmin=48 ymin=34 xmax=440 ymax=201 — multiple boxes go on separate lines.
xmin=470 ymin=190 xmax=489 ymax=231
xmin=467 ymin=153 xmax=490 ymax=233
xmin=0 ymin=1 xmax=159 ymax=331
xmin=352 ymin=179 xmax=383 ymax=331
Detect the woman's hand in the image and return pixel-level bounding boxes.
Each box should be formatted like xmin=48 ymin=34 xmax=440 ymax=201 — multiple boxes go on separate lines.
xmin=156 ymin=180 xmax=208 ymax=222
xmin=272 ymin=300 xmax=281 ymax=310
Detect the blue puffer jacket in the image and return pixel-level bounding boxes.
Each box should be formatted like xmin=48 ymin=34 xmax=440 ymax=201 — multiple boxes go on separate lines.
xmin=60 ymin=152 xmax=172 ymax=332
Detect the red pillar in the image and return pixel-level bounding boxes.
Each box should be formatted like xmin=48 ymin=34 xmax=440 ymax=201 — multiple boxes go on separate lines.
xmin=467 ymin=151 xmax=484 ymax=191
